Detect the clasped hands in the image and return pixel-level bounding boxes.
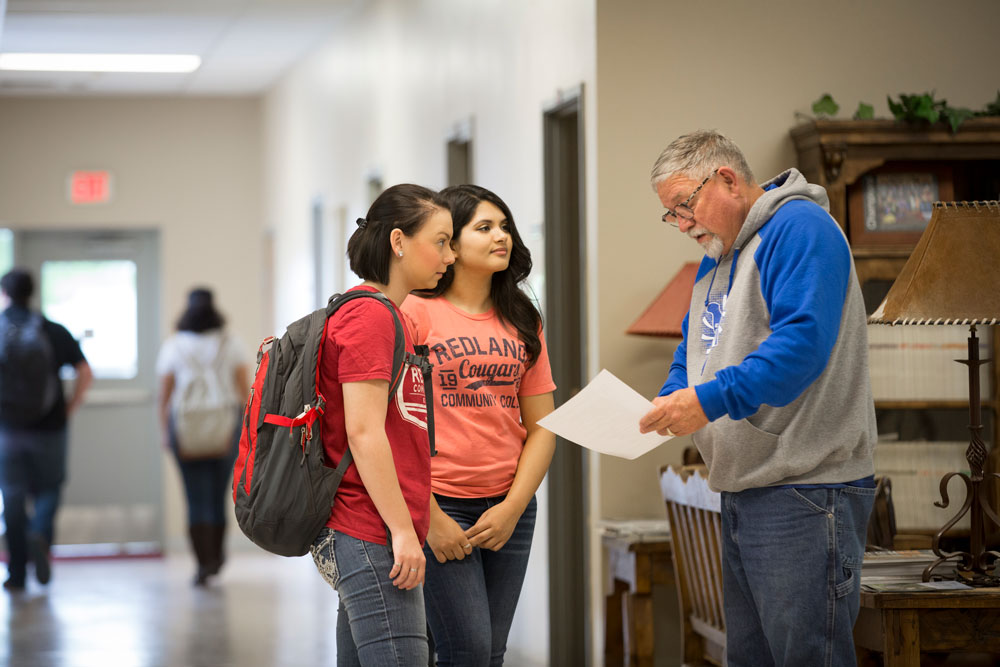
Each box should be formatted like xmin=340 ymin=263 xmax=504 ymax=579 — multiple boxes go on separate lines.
xmin=427 ymin=501 xmax=521 ymax=564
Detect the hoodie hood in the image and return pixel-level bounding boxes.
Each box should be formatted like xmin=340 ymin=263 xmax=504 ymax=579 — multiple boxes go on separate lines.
xmin=732 ymin=168 xmax=830 ymax=251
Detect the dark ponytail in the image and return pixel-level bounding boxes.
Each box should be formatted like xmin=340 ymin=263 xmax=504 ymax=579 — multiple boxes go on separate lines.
xmin=347 ymin=184 xmax=450 ymax=285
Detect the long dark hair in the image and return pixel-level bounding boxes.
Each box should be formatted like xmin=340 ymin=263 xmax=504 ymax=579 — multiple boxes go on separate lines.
xmin=176 ymin=287 xmax=225 ymax=333
xmin=418 ymin=185 xmax=542 ymax=367
xmin=347 ymin=184 xmax=451 ymax=285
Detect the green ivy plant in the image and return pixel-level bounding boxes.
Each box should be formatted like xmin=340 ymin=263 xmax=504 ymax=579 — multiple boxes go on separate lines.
xmin=853 ymin=102 xmax=875 ymax=120
xmin=886 ymin=92 xmax=973 ymax=133
xmin=976 ymin=90 xmax=1000 ymax=117
xmin=811 ymin=93 xmax=839 ymax=118
xmin=809 ymin=92 xmax=999 ymax=133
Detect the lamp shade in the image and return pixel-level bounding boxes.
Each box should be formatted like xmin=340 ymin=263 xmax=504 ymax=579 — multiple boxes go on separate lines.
xmin=869 ymin=201 xmax=1000 ymax=326
xmin=627 ymin=262 xmax=698 ymax=337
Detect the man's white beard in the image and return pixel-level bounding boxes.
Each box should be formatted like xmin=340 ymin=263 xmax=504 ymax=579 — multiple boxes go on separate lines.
xmin=704 ymin=235 xmax=725 ymax=259
xmin=689 ymin=225 xmax=726 ymax=259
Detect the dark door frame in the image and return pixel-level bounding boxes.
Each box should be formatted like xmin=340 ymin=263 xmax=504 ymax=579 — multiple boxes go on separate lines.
xmin=543 ymin=87 xmax=589 ymax=667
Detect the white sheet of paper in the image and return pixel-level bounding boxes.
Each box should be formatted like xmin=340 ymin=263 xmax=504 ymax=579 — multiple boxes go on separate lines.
xmin=537 ymin=368 xmax=672 ymax=460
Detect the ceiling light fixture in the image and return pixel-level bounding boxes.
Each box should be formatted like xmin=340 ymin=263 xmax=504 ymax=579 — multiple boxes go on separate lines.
xmin=0 ymin=53 xmax=201 ymax=73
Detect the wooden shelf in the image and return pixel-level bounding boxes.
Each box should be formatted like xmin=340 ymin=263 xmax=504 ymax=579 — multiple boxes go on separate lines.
xmin=790 ymin=118 xmax=1000 ymax=232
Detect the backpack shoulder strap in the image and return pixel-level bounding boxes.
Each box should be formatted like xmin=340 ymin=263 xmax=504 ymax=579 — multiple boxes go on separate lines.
xmin=409 ymin=345 xmax=436 ymax=457
xmin=321 ymin=290 xmax=408 ymax=493
xmin=324 ymin=291 xmax=406 ymax=398
xmin=174 ymin=339 xmax=204 ymax=377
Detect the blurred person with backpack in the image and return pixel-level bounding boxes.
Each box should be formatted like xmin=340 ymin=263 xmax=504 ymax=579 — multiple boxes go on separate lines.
xmin=0 ymin=268 xmax=93 ymax=591
xmin=307 ymin=184 xmax=454 ymax=666
xmin=157 ymin=287 xmax=247 ymax=586
xmin=401 ymin=185 xmax=555 ymax=666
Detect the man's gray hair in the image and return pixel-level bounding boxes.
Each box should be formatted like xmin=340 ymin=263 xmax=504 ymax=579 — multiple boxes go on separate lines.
xmin=650 ymin=130 xmax=756 ymax=191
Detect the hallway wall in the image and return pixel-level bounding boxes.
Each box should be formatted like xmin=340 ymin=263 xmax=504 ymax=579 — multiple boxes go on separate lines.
xmin=0 ymin=96 xmax=263 ymax=551
xmin=261 ymin=1 xmax=596 ymax=663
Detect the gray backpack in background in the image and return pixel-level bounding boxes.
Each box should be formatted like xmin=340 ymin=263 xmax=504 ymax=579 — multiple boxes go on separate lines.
xmin=0 ymin=312 xmax=59 ymax=426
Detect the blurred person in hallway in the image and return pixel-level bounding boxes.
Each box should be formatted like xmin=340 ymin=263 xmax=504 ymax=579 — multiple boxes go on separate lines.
xmin=402 ymin=185 xmax=555 ymax=666
xmin=157 ymin=287 xmax=247 ymax=586
xmin=0 ymin=268 xmax=93 ymax=591
xmin=639 ymin=130 xmax=876 ymax=666
xmin=310 ymin=184 xmax=454 ymax=666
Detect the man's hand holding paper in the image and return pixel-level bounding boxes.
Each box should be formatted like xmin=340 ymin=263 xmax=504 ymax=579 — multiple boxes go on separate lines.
xmin=638 ymin=387 xmax=709 ymax=437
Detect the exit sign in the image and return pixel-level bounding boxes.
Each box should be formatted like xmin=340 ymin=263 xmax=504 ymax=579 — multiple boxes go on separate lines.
xmin=68 ymin=170 xmax=113 ymax=204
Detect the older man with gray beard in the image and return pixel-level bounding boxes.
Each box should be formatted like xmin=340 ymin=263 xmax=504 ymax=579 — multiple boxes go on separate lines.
xmin=639 ymin=130 xmax=876 ymax=667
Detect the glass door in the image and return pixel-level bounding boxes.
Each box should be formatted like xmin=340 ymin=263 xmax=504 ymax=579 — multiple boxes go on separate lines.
xmin=17 ymin=229 xmax=162 ymax=555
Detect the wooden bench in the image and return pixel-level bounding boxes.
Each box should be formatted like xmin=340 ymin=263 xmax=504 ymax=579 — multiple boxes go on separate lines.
xmin=659 ymin=465 xmax=726 ymax=666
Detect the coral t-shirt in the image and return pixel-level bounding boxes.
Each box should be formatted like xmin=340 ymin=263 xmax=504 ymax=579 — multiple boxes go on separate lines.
xmin=319 ymin=286 xmax=431 ymax=545
xmin=401 ymin=296 xmax=556 ymax=498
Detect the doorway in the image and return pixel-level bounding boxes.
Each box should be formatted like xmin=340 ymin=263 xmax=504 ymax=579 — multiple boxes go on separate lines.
xmin=543 ymin=90 xmax=588 ymax=667
xmin=16 ymin=229 xmax=162 ymax=554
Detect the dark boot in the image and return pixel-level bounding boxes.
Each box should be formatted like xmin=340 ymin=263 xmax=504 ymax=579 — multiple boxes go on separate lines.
xmin=206 ymin=523 xmax=226 ymax=577
xmin=188 ymin=524 xmax=213 ymax=586
xmin=28 ymin=533 xmax=50 ymax=585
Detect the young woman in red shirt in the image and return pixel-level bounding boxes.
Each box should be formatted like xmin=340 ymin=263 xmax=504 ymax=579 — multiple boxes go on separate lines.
xmin=310 ymin=183 xmax=454 ymax=666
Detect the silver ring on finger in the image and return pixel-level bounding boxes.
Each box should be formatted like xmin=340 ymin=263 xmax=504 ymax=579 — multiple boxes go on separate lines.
xmin=409 ymin=568 xmax=418 ymax=572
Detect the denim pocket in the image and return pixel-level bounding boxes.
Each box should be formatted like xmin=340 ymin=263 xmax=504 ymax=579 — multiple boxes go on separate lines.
xmin=834 ymin=564 xmax=856 ymax=599
xmin=310 ymin=527 xmax=340 ymax=589
xmin=786 ymin=487 xmax=831 ymax=515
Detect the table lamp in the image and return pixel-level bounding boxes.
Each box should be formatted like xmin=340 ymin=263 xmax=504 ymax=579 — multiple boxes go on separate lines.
xmin=869 ymin=200 xmax=1000 ymax=586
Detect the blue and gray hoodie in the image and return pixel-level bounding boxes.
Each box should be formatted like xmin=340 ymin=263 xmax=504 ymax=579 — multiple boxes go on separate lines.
xmin=659 ymin=168 xmax=876 ymax=493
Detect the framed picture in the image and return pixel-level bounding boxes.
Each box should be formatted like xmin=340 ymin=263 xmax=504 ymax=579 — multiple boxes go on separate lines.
xmin=847 ymin=164 xmax=953 ymax=247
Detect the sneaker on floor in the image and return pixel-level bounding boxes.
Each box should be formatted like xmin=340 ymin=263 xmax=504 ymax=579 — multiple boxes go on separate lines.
xmin=29 ymin=534 xmax=51 ymax=585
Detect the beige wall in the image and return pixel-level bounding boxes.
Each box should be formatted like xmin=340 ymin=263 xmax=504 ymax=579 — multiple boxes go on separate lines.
xmin=261 ymin=1 xmax=596 ymax=663
xmin=595 ymin=0 xmax=1000 ymax=520
xmin=0 ymin=96 xmax=263 ymax=547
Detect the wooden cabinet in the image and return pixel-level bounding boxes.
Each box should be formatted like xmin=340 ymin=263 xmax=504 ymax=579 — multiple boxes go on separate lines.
xmin=790 ymin=118 xmax=1000 ymax=232
xmin=791 ymin=119 xmax=1000 ymax=538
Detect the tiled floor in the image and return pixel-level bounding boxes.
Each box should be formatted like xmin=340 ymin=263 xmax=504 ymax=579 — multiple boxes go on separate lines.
xmin=0 ymin=551 xmax=341 ymax=667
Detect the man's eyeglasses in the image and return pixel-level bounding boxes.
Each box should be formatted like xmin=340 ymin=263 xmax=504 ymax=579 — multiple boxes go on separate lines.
xmin=662 ymin=168 xmax=719 ymax=227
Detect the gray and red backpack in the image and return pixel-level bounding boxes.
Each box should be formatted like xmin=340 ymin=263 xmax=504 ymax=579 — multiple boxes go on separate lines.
xmin=233 ymin=291 xmax=434 ymax=557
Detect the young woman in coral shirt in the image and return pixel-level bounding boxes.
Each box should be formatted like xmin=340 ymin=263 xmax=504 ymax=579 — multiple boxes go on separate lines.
xmin=402 ymin=185 xmax=556 ymax=666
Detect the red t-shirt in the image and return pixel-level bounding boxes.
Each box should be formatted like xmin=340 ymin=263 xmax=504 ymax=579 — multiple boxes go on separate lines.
xmin=401 ymin=295 xmax=556 ymax=497
xmin=319 ymin=286 xmax=431 ymax=545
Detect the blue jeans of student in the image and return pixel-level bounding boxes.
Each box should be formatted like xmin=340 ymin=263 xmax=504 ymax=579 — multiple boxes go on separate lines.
xmin=0 ymin=428 xmax=68 ymax=582
xmin=170 ymin=415 xmax=239 ymax=526
xmin=174 ymin=452 xmax=237 ymax=525
xmin=311 ymin=528 xmax=428 ymax=667
xmin=721 ymin=485 xmax=876 ymax=667
xmin=424 ymin=494 xmax=537 ymax=667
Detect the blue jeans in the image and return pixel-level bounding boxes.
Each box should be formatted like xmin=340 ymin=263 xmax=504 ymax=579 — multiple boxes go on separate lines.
xmin=0 ymin=428 xmax=67 ymax=582
xmin=721 ymin=485 xmax=876 ymax=667
xmin=424 ymin=494 xmax=537 ymax=667
xmin=311 ymin=528 xmax=428 ymax=666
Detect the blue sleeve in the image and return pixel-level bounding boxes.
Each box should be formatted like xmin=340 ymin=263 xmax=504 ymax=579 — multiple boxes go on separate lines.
xmin=695 ymin=202 xmax=851 ymax=421
xmin=658 ymin=312 xmax=689 ymax=396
